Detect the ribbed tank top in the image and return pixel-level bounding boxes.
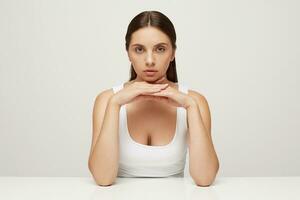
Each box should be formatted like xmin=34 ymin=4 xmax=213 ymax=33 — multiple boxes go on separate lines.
xmin=112 ymin=82 xmax=189 ymax=178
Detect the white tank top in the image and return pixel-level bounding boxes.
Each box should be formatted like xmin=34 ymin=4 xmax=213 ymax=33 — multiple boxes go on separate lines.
xmin=112 ymin=82 xmax=189 ymax=178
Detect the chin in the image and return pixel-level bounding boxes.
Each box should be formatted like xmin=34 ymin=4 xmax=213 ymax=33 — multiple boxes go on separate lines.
xmin=143 ymin=76 xmax=162 ymax=84
xmin=145 ymin=79 xmax=157 ymax=84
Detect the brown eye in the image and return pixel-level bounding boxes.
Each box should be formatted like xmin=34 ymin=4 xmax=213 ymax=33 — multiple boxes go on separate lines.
xmin=156 ymin=46 xmax=166 ymax=53
xmin=135 ymin=47 xmax=143 ymax=53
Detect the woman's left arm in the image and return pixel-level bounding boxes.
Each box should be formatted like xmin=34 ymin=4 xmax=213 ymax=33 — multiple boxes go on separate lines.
xmin=185 ymin=91 xmax=220 ymax=187
xmin=150 ymin=86 xmax=219 ymax=186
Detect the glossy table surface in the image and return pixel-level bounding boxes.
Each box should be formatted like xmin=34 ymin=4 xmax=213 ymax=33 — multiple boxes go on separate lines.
xmin=0 ymin=176 xmax=299 ymax=200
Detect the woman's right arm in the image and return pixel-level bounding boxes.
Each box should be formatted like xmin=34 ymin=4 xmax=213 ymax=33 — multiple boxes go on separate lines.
xmin=88 ymin=79 xmax=168 ymax=186
xmin=88 ymin=90 xmax=121 ymax=186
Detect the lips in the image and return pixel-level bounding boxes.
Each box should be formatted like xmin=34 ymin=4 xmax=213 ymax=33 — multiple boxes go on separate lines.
xmin=144 ymin=70 xmax=157 ymax=76
xmin=144 ymin=70 xmax=158 ymax=72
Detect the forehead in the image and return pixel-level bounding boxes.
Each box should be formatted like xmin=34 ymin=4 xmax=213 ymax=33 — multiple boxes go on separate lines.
xmin=130 ymin=26 xmax=171 ymax=46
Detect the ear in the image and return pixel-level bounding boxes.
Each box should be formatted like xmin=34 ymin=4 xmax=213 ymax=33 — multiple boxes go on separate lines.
xmin=171 ymin=49 xmax=176 ymax=61
xmin=127 ymin=51 xmax=132 ymax=62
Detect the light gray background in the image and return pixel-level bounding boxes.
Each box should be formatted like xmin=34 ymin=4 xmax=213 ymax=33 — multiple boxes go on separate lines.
xmin=0 ymin=0 xmax=299 ymax=177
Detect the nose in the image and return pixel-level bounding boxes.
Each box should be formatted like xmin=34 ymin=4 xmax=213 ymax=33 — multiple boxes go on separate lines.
xmin=145 ymin=52 xmax=155 ymax=66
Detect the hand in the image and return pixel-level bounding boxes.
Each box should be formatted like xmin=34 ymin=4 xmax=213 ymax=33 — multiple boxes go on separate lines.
xmin=146 ymin=84 xmax=197 ymax=109
xmin=110 ymin=76 xmax=169 ymax=106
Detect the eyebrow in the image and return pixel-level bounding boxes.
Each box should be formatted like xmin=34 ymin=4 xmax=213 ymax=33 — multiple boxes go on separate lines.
xmin=131 ymin=42 xmax=169 ymax=47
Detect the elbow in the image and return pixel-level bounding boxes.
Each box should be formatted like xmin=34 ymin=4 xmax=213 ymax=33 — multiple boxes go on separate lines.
xmin=95 ymin=179 xmax=115 ymax=187
xmin=191 ymin=161 xmax=220 ymax=187
xmin=88 ymin=161 xmax=116 ymax=187
xmin=191 ymin=167 xmax=219 ymax=187
xmin=193 ymin=178 xmax=214 ymax=187
xmin=191 ymin=173 xmax=217 ymax=187
xmin=90 ymin=171 xmax=116 ymax=187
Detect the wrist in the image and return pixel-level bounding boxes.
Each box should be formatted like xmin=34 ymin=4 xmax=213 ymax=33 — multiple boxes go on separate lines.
xmin=184 ymin=96 xmax=198 ymax=110
xmin=108 ymin=96 xmax=121 ymax=108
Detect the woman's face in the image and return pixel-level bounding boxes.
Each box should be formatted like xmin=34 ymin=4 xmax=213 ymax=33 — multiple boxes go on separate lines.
xmin=127 ymin=26 xmax=175 ymax=84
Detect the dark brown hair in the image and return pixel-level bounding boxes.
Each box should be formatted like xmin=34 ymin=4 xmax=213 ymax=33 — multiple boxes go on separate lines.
xmin=125 ymin=10 xmax=178 ymax=83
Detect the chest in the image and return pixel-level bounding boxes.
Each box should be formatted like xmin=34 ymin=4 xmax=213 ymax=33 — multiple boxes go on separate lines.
xmin=125 ymin=103 xmax=177 ymax=146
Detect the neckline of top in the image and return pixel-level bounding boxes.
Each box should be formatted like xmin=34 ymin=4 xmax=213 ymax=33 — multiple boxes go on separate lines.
xmin=121 ymin=82 xmax=181 ymax=149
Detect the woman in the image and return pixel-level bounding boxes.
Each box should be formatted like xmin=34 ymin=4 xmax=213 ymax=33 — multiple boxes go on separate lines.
xmin=88 ymin=10 xmax=219 ymax=187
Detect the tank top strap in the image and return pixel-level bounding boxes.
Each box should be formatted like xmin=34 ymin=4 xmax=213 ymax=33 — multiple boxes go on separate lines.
xmin=177 ymin=83 xmax=189 ymax=139
xmin=178 ymin=83 xmax=189 ymax=94
xmin=112 ymin=83 xmax=124 ymax=94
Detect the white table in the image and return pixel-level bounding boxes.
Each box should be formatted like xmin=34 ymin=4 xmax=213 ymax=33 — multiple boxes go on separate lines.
xmin=0 ymin=176 xmax=299 ymax=200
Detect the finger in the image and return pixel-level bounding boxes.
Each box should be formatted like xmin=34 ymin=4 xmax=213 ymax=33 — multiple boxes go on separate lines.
xmin=141 ymin=95 xmax=165 ymax=102
xmin=150 ymin=90 xmax=169 ymax=96
xmin=147 ymin=83 xmax=169 ymax=90
xmin=146 ymin=84 xmax=168 ymax=89
xmin=142 ymin=87 xmax=166 ymax=94
xmin=137 ymin=84 xmax=166 ymax=93
xmin=159 ymin=84 xmax=169 ymax=90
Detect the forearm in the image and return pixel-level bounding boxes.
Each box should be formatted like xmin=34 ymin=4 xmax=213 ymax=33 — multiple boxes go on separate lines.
xmin=186 ymin=102 xmax=219 ymax=186
xmin=88 ymin=99 xmax=121 ymax=186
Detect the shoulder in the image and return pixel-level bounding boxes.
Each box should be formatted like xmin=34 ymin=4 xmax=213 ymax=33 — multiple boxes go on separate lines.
xmin=187 ymin=89 xmax=210 ymax=108
xmin=93 ymin=88 xmax=115 ymax=106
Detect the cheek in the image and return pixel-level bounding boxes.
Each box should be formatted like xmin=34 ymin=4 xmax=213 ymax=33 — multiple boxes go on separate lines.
xmin=130 ymin=58 xmax=143 ymax=72
xmin=129 ymin=53 xmax=143 ymax=63
xmin=160 ymin=54 xmax=173 ymax=66
xmin=160 ymin=51 xmax=173 ymax=62
xmin=129 ymin=58 xmax=142 ymax=71
xmin=131 ymin=59 xmax=144 ymax=70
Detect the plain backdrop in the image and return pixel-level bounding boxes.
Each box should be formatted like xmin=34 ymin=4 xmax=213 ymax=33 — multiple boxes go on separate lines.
xmin=0 ymin=0 xmax=299 ymax=177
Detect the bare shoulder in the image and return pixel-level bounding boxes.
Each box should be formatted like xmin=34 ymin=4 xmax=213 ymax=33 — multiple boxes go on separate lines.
xmin=92 ymin=87 xmax=115 ymax=122
xmin=187 ymin=89 xmax=209 ymax=105
xmin=94 ymin=88 xmax=115 ymax=105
